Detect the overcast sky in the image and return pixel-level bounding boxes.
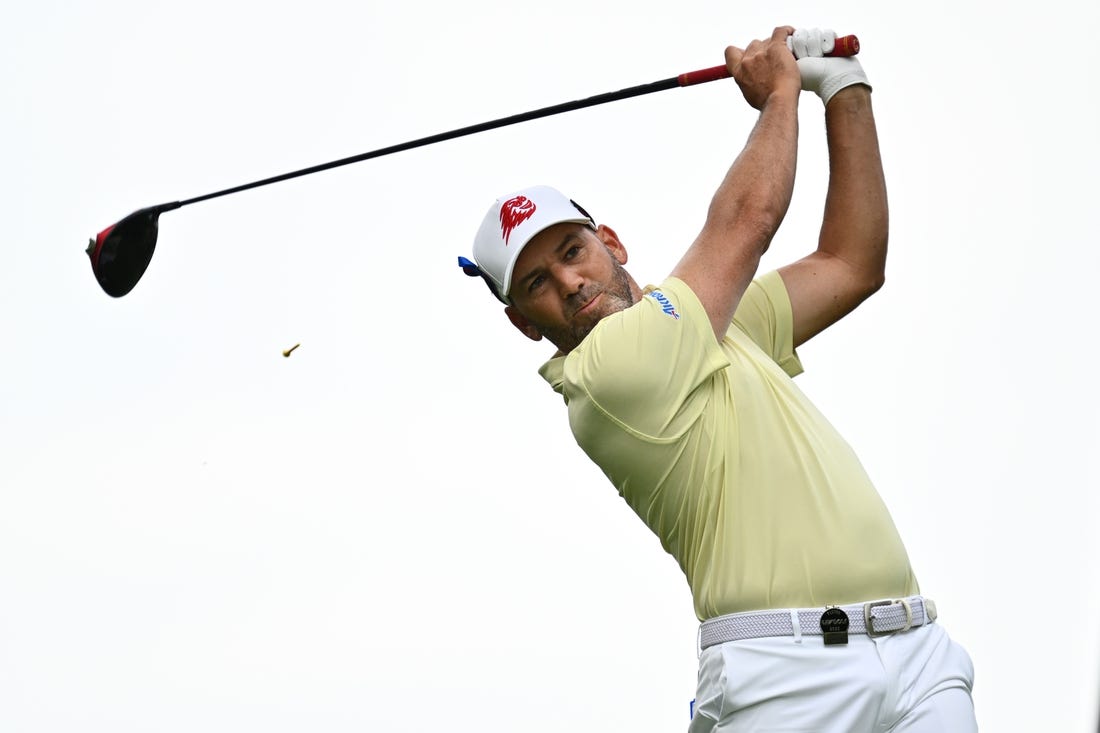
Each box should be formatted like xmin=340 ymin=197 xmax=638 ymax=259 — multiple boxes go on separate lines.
xmin=3 ymin=1 xmax=1098 ymax=731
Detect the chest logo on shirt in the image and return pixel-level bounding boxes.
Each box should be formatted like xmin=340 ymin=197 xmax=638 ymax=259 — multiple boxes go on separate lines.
xmin=647 ymin=290 xmax=680 ymax=319
xmin=499 ymin=196 xmax=536 ymax=245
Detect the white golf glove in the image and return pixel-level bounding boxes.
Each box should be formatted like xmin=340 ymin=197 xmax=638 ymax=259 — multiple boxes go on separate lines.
xmin=787 ymin=27 xmax=871 ymax=105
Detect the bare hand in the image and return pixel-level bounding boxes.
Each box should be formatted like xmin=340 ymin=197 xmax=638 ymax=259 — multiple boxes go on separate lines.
xmin=725 ymin=26 xmax=801 ymax=110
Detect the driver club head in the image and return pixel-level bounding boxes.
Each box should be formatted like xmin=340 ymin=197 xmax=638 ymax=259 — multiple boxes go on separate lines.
xmin=87 ymin=203 xmax=178 ymax=297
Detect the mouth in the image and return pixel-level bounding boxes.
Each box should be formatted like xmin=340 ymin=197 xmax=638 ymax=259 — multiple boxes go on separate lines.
xmin=572 ymin=292 xmax=602 ymax=320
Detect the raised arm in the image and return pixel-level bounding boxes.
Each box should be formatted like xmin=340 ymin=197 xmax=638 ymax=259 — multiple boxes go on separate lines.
xmin=778 ymin=49 xmax=888 ymax=346
xmin=670 ymin=27 xmax=802 ymax=340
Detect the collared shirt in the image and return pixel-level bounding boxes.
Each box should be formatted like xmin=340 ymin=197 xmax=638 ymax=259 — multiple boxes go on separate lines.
xmin=539 ymin=272 xmax=918 ymax=620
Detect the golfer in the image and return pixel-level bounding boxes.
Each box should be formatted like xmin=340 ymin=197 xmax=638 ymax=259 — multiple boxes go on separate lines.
xmin=462 ymin=26 xmax=976 ymax=731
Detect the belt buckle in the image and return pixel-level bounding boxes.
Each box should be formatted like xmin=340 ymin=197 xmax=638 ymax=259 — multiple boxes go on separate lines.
xmin=864 ymin=599 xmax=912 ymax=638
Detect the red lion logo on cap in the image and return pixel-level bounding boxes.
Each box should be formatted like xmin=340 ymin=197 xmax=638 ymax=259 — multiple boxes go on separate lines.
xmin=499 ymin=196 xmax=537 ymax=245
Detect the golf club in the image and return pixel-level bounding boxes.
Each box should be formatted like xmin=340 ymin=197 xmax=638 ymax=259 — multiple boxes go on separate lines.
xmin=87 ymin=35 xmax=859 ymax=298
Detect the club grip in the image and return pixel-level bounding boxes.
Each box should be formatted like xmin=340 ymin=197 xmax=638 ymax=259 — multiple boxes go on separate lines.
xmin=677 ymin=34 xmax=860 ymax=87
xmin=677 ymin=65 xmax=731 ymax=87
xmin=831 ymin=34 xmax=859 ymax=57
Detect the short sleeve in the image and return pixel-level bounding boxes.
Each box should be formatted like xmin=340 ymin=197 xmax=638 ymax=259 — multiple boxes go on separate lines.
xmin=559 ymin=276 xmax=729 ymax=439
xmin=730 ymin=270 xmax=803 ymax=378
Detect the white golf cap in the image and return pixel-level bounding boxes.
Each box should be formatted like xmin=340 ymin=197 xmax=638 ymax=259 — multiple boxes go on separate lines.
xmin=468 ymin=185 xmax=594 ymax=302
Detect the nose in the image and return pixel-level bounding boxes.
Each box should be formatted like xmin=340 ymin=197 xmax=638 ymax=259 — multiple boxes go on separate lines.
xmin=551 ymin=264 xmax=585 ymax=298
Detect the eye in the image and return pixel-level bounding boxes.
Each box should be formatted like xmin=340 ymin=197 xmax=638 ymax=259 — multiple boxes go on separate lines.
xmin=528 ymin=274 xmax=546 ymax=293
xmin=564 ymin=244 xmax=582 ymax=260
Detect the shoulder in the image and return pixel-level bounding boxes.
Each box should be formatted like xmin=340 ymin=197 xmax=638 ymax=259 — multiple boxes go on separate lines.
xmin=571 ymin=277 xmax=720 ymax=376
xmin=558 ymin=277 xmax=729 ymax=432
xmin=731 ymin=270 xmax=804 ymax=378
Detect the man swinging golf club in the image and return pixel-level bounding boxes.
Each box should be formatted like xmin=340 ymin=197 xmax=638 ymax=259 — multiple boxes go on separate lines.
xmin=461 ymin=26 xmax=977 ymax=731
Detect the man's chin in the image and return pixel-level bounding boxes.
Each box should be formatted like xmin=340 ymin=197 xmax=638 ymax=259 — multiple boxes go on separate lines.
xmin=544 ymin=293 xmax=633 ymax=353
xmin=589 ymin=293 xmax=632 ymax=322
xmin=571 ymin=298 xmax=627 ymax=341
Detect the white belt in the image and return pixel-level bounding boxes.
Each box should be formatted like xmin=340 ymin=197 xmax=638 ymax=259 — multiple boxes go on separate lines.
xmin=698 ymin=596 xmax=937 ymax=650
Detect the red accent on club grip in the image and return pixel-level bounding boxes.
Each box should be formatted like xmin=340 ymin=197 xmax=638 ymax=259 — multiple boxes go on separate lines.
xmin=678 ymin=65 xmax=732 ymax=87
xmin=829 ymin=35 xmax=859 ymax=57
xmin=678 ymin=34 xmax=859 ymax=87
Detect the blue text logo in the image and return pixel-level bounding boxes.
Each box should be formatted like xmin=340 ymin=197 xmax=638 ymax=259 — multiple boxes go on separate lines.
xmin=647 ymin=290 xmax=680 ymax=319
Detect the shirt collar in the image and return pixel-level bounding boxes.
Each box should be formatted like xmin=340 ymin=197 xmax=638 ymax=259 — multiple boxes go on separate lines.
xmin=538 ymin=354 xmax=566 ymax=395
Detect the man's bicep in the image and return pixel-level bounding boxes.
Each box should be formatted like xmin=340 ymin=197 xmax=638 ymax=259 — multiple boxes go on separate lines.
xmin=778 ymin=251 xmax=881 ymax=347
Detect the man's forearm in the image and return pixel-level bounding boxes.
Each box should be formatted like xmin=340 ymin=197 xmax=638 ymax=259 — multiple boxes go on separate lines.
xmin=674 ymin=91 xmax=800 ymax=337
xmin=709 ymin=93 xmax=800 ymax=247
xmin=819 ymin=86 xmax=888 ymax=288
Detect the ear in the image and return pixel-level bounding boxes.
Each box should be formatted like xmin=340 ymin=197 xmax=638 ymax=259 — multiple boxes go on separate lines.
xmin=505 ymin=305 xmax=544 ymax=342
xmin=595 ymin=224 xmax=628 ymax=265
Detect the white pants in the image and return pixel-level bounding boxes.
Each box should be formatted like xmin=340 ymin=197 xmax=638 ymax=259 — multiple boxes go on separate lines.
xmin=688 ymin=622 xmax=976 ymax=732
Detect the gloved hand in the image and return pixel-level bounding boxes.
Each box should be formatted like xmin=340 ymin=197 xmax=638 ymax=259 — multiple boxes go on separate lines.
xmin=787 ymin=27 xmax=837 ymax=58
xmin=787 ymin=27 xmax=871 ymax=105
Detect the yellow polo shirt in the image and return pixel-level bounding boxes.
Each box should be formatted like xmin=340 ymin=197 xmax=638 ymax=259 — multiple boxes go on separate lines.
xmin=539 ymin=272 xmax=918 ymax=621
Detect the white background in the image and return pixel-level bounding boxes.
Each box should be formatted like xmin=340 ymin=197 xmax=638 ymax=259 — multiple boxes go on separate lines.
xmin=3 ymin=1 xmax=1098 ymax=731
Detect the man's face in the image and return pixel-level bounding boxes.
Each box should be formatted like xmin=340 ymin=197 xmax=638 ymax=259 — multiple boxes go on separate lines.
xmin=505 ymin=222 xmax=638 ymax=354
